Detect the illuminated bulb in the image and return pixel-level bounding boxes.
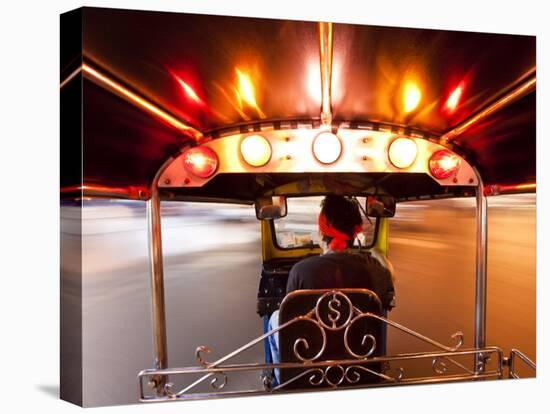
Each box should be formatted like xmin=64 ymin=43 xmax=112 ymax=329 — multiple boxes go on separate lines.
xmin=313 ymin=132 xmax=342 ymax=164
xmin=429 ymin=150 xmax=461 ymax=179
xmin=403 ymin=82 xmax=421 ymax=113
xmin=240 ymin=135 xmax=272 ymax=167
xmin=182 ymin=146 xmax=218 ymax=178
xmin=388 ymin=138 xmax=418 ymax=169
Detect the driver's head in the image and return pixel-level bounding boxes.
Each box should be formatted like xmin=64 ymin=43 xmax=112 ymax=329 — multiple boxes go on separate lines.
xmin=319 ymin=195 xmax=363 ymax=251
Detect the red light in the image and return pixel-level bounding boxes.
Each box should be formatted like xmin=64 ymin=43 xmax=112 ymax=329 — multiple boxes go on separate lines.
xmin=176 ymin=77 xmax=203 ymax=105
xmin=429 ymin=150 xmax=461 ymax=179
xmin=169 ymin=70 xmax=205 ymax=106
xmin=182 ymin=147 xmax=218 ymax=178
xmin=445 ymin=85 xmax=463 ymax=112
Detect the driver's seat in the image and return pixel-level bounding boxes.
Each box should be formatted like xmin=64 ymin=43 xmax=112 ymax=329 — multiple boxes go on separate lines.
xmin=276 ymin=288 xmax=385 ymax=389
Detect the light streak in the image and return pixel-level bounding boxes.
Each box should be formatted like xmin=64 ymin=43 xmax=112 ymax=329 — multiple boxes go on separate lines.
xmin=80 ymin=63 xmax=203 ymax=140
xmin=403 ymin=81 xmax=422 ymax=113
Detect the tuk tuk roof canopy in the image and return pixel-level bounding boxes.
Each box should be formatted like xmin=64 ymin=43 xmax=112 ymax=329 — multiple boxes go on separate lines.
xmin=61 ymin=7 xmax=536 ymax=200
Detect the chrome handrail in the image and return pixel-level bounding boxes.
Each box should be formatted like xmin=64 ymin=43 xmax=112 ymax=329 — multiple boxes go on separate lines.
xmin=137 ymin=290 xmax=506 ymax=403
xmin=138 ymin=348 xmax=503 ymax=402
xmin=508 ymin=349 xmax=536 ymax=378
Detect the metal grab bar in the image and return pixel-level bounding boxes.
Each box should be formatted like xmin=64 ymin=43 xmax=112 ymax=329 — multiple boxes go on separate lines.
xmin=137 ymin=290 xmax=506 ymax=402
xmin=138 ymin=347 xmax=504 ymax=402
xmin=508 ymin=349 xmax=536 ymax=378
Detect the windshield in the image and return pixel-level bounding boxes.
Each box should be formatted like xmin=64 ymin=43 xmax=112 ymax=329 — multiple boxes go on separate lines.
xmin=273 ymin=196 xmax=377 ymax=249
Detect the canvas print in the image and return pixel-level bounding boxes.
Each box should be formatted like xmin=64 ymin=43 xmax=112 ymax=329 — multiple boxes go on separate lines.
xmin=60 ymin=7 xmax=536 ymax=407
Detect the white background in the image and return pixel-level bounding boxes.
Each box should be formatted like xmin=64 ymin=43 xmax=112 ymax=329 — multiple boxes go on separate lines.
xmin=0 ymin=0 xmax=548 ymax=412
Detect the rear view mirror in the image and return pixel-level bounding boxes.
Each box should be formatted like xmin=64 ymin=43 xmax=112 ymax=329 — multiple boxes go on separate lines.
xmin=366 ymin=195 xmax=396 ymax=217
xmin=255 ymin=196 xmax=288 ymax=220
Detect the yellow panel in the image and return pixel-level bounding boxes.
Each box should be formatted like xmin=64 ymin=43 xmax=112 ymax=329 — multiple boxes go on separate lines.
xmin=261 ymin=219 xmax=321 ymax=262
xmin=261 ymin=215 xmax=389 ymax=262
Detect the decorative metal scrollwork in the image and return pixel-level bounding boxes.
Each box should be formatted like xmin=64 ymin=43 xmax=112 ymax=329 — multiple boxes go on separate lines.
xmin=324 ymin=365 xmax=346 ymax=387
xmin=344 ymin=315 xmax=377 ymax=358
xmin=392 ymin=367 xmax=405 ymax=381
xmin=209 ymin=372 xmax=228 ymax=390
xmin=432 ymin=357 xmax=448 ymax=374
xmin=292 ymin=317 xmax=328 ymax=362
xmin=196 ymin=345 xmax=211 ymax=367
xmin=197 ymin=290 xmax=465 ymax=374
xmin=273 ymin=362 xmax=401 ymax=390
xmin=137 ymin=290 xmax=503 ymax=402
xmin=344 ymin=365 xmax=397 ymax=383
xmin=308 ymin=369 xmax=325 ymax=386
xmin=344 ymin=366 xmax=362 ymax=384
xmin=450 ymin=331 xmax=464 ymax=351
xmin=315 ymin=291 xmax=354 ymax=331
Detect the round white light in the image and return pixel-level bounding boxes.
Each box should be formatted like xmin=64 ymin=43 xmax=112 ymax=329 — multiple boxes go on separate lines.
xmin=312 ymin=132 xmax=342 ymax=164
xmin=240 ymin=134 xmax=272 ymax=167
xmin=388 ymin=137 xmax=418 ymax=169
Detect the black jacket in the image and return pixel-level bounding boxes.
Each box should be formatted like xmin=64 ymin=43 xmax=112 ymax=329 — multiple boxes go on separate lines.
xmin=286 ymin=251 xmax=395 ymax=310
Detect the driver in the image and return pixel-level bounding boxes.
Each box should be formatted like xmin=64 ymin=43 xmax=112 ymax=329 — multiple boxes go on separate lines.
xmin=285 ymin=195 xmax=395 ymax=303
xmin=267 ymin=194 xmax=395 ymax=384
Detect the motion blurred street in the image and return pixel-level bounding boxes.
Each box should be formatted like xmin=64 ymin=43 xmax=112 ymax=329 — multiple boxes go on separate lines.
xmin=60 ymin=194 xmax=536 ymax=406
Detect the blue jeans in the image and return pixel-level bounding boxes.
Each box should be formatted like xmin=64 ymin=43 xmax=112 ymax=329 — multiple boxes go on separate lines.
xmin=267 ymin=310 xmax=281 ymax=385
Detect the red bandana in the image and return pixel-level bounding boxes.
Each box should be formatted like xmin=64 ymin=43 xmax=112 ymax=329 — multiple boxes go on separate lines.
xmin=318 ymin=213 xmax=363 ymax=252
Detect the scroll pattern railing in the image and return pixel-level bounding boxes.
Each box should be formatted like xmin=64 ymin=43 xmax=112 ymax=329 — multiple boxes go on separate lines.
xmin=138 ymin=290 xmax=527 ymax=402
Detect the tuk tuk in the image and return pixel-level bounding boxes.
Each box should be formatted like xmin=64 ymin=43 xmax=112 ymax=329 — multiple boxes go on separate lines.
xmin=60 ymin=7 xmax=536 ymax=404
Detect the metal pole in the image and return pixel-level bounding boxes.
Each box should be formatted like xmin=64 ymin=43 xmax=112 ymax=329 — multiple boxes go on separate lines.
xmin=440 ymin=73 xmax=535 ymax=145
xmin=474 ymin=168 xmax=488 ymax=373
xmin=318 ymin=22 xmax=333 ymax=127
xmin=81 ymin=63 xmax=204 ymax=140
xmin=147 ymin=185 xmax=168 ymax=393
